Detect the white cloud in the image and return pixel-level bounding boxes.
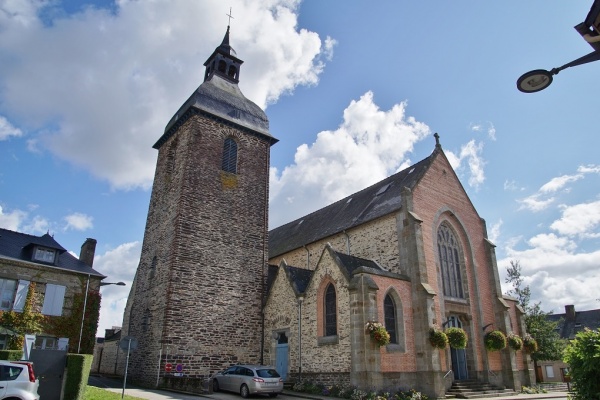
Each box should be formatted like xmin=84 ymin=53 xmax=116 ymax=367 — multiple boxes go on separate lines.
xmin=488 ymin=219 xmax=502 ymax=244
xmin=469 ymin=121 xmax=495 ymax=141
xmin=518 ymin=194 xmax=555 ymax=212
xmin=445 ymin=139 xmax=486 ymax=188
xmin=0 ymin=205 xmax=27 ymax=231
xmin=550 ymin=200 xmax=600 ymax=238
xmin=64 ymin=212 xmax=93 ymax=231
xmin=269 ymin=91 xmax=430 ymax=227
xmin=539 ymin=173 xmax=583 ymax=194
xmin=0 ymin=0 xmax=330 ymax=190
xmin=93 ymin=241 xmax=142 ymax=336
xmin=0 ymin=116 xmax=23 ymax=140
xmin=23 ymin=215 xmax=49 ymax=235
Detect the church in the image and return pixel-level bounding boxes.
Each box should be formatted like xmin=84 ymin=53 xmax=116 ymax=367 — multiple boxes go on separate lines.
xmin=110 ymin=25 xmax=534 ymax=398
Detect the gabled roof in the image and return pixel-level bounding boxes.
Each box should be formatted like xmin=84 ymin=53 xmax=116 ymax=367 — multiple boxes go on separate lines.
xmin=332 ymin=250 xmax=383 ymax=277
xmin=284 ymin=264 xmax=313 ymax=295
xmin=547 ymin=307 xmax=600 ymax=340
xmin=269 ymin=151 xmax=437 ymax=258
xmin=0 ymin=228 xmax=104 ymax=278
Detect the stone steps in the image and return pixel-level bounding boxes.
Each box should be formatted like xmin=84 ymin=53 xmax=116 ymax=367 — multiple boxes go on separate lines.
xmin=446 ymin=379 xmax=517 ymax=399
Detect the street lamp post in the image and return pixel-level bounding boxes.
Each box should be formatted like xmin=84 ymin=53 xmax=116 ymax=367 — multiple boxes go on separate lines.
xmin=517 ymin=0 xmax=600 ymax=92
xmin=77 ymin=279 xmax=126 ymax=354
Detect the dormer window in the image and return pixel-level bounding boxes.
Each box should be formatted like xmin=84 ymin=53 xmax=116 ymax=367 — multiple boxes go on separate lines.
xmin=34 ymin=247 xmax=56 ymax=263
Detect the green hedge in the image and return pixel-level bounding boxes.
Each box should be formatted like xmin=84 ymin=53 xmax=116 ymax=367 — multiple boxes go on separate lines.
xmin=0 ymin=350 xmax=23 ymax=360
xmin=64 ymin=354 xmax=94 ymax=400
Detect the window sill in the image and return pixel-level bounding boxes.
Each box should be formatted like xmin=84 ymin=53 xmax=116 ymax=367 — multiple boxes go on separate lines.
xmin=317 ymin=335 xmax=338 ymax=346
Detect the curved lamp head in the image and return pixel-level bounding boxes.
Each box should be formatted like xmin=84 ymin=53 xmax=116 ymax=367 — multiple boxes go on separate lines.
xmin=517 ymin=69 xmax=554 ymax=93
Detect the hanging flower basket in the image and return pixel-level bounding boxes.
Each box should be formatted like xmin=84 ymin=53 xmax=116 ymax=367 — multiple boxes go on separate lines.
xmin=429 ymin=327 xmax=448 ymax=349
xmin=523 ymin=334 xmax=538 ymax=353
xmin=365 ymin=321 xmax=390 ymax=347
xmin=484 ymin=330 xmax=507 ymax=352
xmin=506 ymin=333 xmax=523 ymax=351
xmin=445 ymin=327 xmax=468 ymax=349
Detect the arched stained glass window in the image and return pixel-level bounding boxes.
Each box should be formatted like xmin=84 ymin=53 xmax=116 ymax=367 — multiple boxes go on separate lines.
xmin=221 ymin=138 xmax=238 ymax=173
xmin=438 ymin=223 xmax=465 ymax=298
xmin=324 ymin=284 xmax=337 ymax=336
xmin=384 ymin=294 xmax=397 ymax=344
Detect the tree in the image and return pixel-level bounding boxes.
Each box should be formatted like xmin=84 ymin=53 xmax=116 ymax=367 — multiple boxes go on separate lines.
xmin=505 ymin=260 xmax=565 ymax=362
xmin=563 ymin=328 xmax=600 ymax=400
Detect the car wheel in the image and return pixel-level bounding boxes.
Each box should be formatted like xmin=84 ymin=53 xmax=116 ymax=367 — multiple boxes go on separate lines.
xmin=240 ymin=383 xmax=250 ymax=398
xmin=269 ymin=394 xmax=278 ymax=397
xmin=212 ymin=379 xmax=219 ymax=392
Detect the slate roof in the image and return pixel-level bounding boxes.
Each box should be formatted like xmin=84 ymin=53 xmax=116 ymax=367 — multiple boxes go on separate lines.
xmin=0 ymin=228 xmax=104 ymax=278
xmin=547 ymin=306 xmax=600 ymax=340
xmin=284 ymin=265 xmax=313 ymax=295
xmin=269 ymin=151 xmax=437 ymax=258
xmin=333 ymin=250 xmax=383 ymax=276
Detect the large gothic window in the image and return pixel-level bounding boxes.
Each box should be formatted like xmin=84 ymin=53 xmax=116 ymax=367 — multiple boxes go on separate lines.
xmin=438 ymin=223 xmax=465 ymax=298
xmin=384 ymin=294 xmax=398 ymax=344
xmin=324 ymin=284 xmax=337 ymax=336
xmin=221 ymin=138 xmax=238 ymax=173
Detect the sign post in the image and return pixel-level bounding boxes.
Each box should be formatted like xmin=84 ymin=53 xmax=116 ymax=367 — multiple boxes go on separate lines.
xmin=119 ymin=336 xmax=138 ymax=399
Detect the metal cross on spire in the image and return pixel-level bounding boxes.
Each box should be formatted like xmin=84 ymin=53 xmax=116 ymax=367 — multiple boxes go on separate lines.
xmin=226 ymin=7 xmax=234 ymax=26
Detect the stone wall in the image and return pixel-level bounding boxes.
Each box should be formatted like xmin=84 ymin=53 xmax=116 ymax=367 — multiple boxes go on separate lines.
xmin=124 ymin=112 xmax=272 ymax=389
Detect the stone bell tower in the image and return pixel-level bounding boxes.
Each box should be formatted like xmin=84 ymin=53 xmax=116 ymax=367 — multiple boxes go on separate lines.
xmin=122 ymin=25 xmax=278 ymax=390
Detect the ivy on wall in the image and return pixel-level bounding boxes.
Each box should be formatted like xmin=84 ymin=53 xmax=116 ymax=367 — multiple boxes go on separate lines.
xmin=46 ymin=289 xmax=101 ymax=354
xmin=0 ymin=281 xmax=102 ymax=354
xmin=0 ymin=282 xmax=47 ymax=350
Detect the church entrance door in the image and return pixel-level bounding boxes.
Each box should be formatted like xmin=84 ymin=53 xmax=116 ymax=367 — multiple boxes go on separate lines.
xmin=275 ymin=332 xmax=289 ymax=380
xmin=448 ymin=316 xmax=468 ymax=380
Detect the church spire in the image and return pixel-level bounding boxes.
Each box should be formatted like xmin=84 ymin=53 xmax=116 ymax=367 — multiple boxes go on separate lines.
xmin=203 ymin=24 xmax=244 ymax=83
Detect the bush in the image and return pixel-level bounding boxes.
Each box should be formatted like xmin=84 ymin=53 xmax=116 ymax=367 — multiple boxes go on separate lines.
xmin=366 ymin=322 xmax=391 ymax=347
xmin=507 ymin=333 xmax=523 ymax=351
xmin=429 ymin=327 xmax=448 ymax=349
xmin=563 ymin=328 xmax=600 ymax=400
xmin=484 ymin=330 xmax=507 ymax=351
xmin=521 ymin=385 xmax=547 ymax=394
xmin=522 ymin=333 xmax=538 ymax=353
xmin=445 ymin=327 xmax=468 ymax=349
xmin=64 ymin=354 xmax=94 ymax=400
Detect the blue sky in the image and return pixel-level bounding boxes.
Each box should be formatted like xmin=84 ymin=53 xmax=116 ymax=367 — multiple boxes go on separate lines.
xmin=1 ymin=1 xmax=599 ymax=337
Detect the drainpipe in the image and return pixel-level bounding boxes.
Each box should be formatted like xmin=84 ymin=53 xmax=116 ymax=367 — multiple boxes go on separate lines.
xmin=297 ymin=296 xmax=304 ymax=376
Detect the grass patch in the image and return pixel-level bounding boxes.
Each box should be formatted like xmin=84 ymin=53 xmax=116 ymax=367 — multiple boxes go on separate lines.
xmin=84 ymin=386 xmax=147 ymax=400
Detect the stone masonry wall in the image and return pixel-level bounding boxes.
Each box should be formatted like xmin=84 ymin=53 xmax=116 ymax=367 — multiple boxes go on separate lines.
xmin=271 ymin=215 xmax=401 ymax=275
xmin=125 ymin=113 xmax=271 ymax=389
xmin=0 ymin=258 xmax=101 ymax=351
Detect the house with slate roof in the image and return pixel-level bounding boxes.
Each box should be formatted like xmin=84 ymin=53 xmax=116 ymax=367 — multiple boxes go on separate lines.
xmin=264 ymin=135 xmax=534 ymax=397
xmin=536 ymin=304 xmax=600 ymax=383
xmin=0 ymin=228 xmax=105 ymax=353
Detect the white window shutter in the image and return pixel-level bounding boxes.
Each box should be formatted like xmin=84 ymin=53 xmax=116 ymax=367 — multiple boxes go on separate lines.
xmin=13 ymin=280 xmax=30 ymax=312
xmin=42 ymin=284 xmax=66 ymax=316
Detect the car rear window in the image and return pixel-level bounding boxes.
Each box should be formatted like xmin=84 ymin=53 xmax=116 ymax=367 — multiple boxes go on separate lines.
xmin=256 ymin=369 xmax=280 ymax=378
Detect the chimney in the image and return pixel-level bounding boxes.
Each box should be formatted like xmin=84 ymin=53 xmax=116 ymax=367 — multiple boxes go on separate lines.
xmin=565 ymin=304 xmax=576 ymax=321
xmin=79 ymin=238 xmax=97 ymax=267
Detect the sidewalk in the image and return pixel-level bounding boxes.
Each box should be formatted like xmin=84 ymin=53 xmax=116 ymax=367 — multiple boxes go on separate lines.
xmin=89 ymin=375 xmax=570 ymax=400
xmin=282 ymin=389 xmax=570 ymax=400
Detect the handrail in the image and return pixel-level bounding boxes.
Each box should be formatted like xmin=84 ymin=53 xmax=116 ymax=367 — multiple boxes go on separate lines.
xmin=444 ymin=370 xmax=453 ymax=379
xmin=488 ymin=370 xmax=497 ymax=377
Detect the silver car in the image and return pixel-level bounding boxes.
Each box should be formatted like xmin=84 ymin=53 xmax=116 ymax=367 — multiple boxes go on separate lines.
xmin=212 ymin=365 xmax=283 ymax=398
xmin=0 ymin=360 xmax=40 ymax=400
